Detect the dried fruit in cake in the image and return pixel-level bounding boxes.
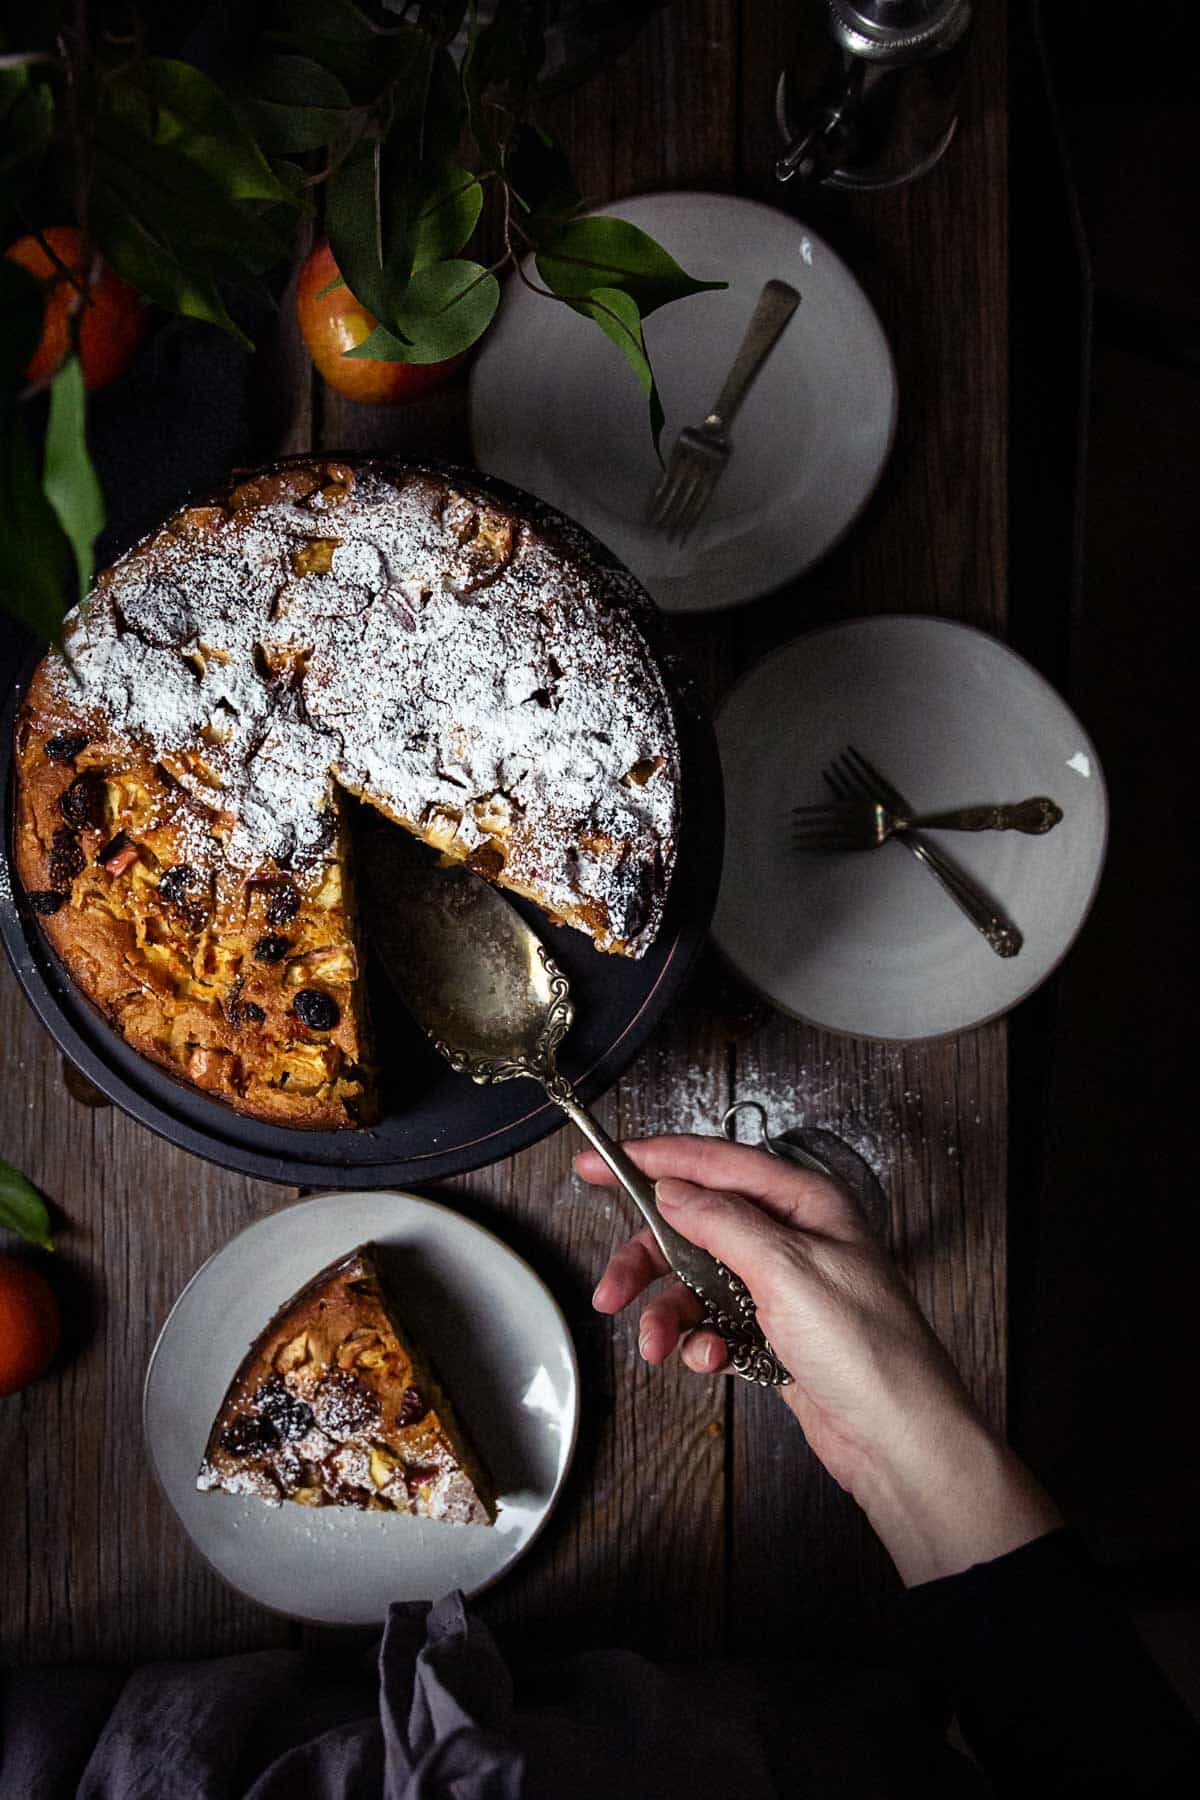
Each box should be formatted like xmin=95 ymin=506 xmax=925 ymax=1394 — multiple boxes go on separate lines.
xmin=12 ymin=460 xmax=681 ymax=1129
xmin=197 ymin=1243 xmax=495 ymax=1524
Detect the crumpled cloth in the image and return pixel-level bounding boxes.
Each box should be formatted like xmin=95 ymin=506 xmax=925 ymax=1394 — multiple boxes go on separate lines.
xmin=0 ymin=1590 xmax=963 ymax=1800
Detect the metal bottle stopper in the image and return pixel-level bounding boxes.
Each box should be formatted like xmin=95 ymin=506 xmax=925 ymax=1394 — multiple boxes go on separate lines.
xmin=776 ymin=0 xmax=973 ymax=192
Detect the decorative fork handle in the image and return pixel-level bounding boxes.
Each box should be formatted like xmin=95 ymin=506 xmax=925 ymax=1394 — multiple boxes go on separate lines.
xmin=553 ymin=1082 xmax=792 ymax=1386
xmin=897 ymin=835 xmax=1023 ymax=958
xmin=708 ymin=279 xmax=801 ymax=431
xmin=913 ymin=797 xmax=1062 ymax=834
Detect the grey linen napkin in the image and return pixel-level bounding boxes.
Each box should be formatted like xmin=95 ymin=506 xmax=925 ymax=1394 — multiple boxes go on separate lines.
xmin=1 ymin=1589 xmax=937 ymax=1798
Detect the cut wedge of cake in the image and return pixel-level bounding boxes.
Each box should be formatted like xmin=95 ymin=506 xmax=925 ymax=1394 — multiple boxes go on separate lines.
xmin=197 ymin=1243 xmax=495 ymax=1524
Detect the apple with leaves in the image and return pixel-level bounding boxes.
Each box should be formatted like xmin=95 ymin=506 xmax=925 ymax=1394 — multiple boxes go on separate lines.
xmin=296 ymin=239 xmax=467 ymax=404
xmin=0 ymin=1 xmax=722 ymax=648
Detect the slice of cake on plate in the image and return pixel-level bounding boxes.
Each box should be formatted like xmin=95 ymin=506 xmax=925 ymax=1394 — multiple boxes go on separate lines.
xmin=197 ymin=1242 xmax=495 ymax=1524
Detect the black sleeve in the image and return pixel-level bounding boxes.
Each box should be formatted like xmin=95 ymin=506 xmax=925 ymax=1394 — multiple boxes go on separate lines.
xmin=902 ymin=1528 xmax=1199 ymax=1797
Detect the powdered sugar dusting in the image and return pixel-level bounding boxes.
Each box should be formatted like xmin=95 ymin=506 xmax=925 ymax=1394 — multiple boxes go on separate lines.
xmin=48 ymin=464 xmax=679 ymax=951
xmin=648 ymin=1041 xmax=894 ymax=1182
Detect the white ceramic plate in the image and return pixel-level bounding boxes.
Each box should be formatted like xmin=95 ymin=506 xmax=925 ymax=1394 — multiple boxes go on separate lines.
xmin=468 ymin=191 xmax=897 ymax=613
xmin=712 ymin=617 xmax=1108 ymax=1040
xmin=144 ymin=1192 xmax=579 ymax=1625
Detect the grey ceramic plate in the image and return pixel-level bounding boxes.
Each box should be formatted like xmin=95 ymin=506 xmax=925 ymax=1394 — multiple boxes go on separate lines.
xmin=712 ymin=616 xmax=1108 ymax=1040
xmin=143 ymin=1192 xmax=579 ymax=1625
xmin=469 ymin=191 xmax=897 ymax=613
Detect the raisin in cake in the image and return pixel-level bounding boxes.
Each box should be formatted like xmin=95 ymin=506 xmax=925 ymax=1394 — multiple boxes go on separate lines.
xmin=12 ymin=460 xmax=681 ymax=1127
xmin=197 ymin=1242 xmax=495 ymax=1523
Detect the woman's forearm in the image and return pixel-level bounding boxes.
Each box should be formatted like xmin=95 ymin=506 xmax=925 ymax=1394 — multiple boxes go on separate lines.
xmin=855 ymin=1412 xmax=1064 ymax=1587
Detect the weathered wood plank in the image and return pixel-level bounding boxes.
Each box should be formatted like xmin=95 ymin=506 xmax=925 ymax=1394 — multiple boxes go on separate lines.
xmin=0 ymin=233 xmax=316 ymax=1668
xmin=314 ymin=0 xmax=740 ymax=1667
xmin=473 ymin=0 xmax=740 ymax=1663
xmin=728 ymin=0 xmax=1009 ymax=1653
xmin=1 ymin=0 xmax=1012 ymax=1673
xmin=0 ymin=963 xmax=300 ymax=1664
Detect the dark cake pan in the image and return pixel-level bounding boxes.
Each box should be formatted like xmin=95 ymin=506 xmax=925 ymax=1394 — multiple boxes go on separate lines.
xmin=0 ymin=462 xmax=721 ymax=1188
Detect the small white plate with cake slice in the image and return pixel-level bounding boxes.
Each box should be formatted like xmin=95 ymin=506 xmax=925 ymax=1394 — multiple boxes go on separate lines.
xmin=144 ymin=1191 xmax=579 ymax=1625
xmin=469 ymin=191 xmax=897 ymax=613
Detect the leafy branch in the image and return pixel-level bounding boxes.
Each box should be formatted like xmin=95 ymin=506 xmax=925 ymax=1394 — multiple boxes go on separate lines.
xmin=0 ymin=1 xmax=724 ymax=648
xmin=0 ymin=1156 xmax=54 ymax=1251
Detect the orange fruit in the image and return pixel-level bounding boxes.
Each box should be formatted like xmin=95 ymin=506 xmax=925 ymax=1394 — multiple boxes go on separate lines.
xmin=0 ymin=1255 xmax=61 ymax=1397
xmin=296 ymin=239 xmax=465 ymax=405
xmin=5 ymin=225 xmax=149 ymax=393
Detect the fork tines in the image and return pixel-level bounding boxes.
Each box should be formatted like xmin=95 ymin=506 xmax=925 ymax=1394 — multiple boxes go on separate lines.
xmin=645 ymin=428 xmax=726 ymax=542
xmin=830 ymin=745 xmax=909 ymax=814
xmin=791 ymin=799 xmax=871 ymax=852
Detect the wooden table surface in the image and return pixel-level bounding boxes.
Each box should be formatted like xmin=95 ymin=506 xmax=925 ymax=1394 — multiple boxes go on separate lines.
xmin=1 ymin=0 xmax=1007 ymax=1668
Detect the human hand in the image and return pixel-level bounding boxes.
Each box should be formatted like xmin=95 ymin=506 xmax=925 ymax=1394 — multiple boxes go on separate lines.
xmin=578 ymin=1134 xmax=1061 ymax=1585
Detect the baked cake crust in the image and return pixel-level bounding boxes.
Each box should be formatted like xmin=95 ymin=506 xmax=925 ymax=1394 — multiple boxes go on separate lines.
xmin=12 ymin=460 xmax=681 ymax=1128
xmin=197 ymin=1242 xmax=496 ymax=1525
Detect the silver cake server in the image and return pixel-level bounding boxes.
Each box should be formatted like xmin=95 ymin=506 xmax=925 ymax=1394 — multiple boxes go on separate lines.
xmin=362 ymin=834 xmax=790 ymax=1387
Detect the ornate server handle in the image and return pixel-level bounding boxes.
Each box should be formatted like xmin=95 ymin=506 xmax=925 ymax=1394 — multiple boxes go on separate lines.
xmin=914 ymin=797 xmax=1062 ymax=834
xmin=550 ymin=1079 xmax=792 ymax=1387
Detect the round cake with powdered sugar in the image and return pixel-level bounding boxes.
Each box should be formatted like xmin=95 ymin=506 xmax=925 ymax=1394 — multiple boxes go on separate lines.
xmin=12 ymin=460 xmax=680 ymax=1129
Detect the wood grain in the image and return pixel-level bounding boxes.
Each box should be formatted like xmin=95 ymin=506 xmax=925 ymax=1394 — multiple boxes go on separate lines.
xmin=728 ymin=0 xmax=1010 ymax=1656
xmin=0 ymin=244 xmax=315 ymax=1670
xmin=1 ymin=0 xmax=1010 ymax=1671
xmin=312 ymin=0 xmax=741 ymax=1667
xmin=0 ymin=963 xmax=299 ymax=1664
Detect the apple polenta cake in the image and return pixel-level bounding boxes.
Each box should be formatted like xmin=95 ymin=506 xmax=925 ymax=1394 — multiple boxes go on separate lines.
xmin=12 ymin=461 xmax=680 ymax=1127
xmin=197 ymin=1242 xmax=495 ymax=1523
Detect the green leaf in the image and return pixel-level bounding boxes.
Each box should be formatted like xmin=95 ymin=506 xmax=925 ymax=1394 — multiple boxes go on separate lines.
xmin=43 ymin=357 xmax=104 ymax=603
xmin=0 ymin=76 xmax=53 ymax=210
xmin=92 ymin=190 xmax=253 ymax=349
xmin=463 ymin=0 xmax=544 ymax=168
xmin=420 ymin=48 xmax=466 ymax=168
xmin=465 ymin=0 xmax=545 ymax=102
xmin=264 ymin=23 xmax=425 ymax=107
xmin=383 ymin=0 xmax=468 ymax=28
xmin=236 ymin=54 xmax=352 ymax=153
xmin=536 ymin=216 xmax=725 ymax=317
xmin=0 ymin=67 xmax=52 ymax=158
xmin=0 ymin=257 xmax=43 ymax=386
xmin=535 ymin=215 xmax=720 ymax=456
xmin=0 ymin=64 xmax=26 ymax=126
xmin=0 ymin=1157 xmax=54 ymax=1252
xmin=106 ymin=58 xmax=296 ymax=205
xmin=506 ymin=122 xmax=580 ymax=227
xmin=270 ymin=0 xmax=375 ymax=39
xmin=96 ymin=120 xmax=292 ymax=279
xmin=569 ymin=285 xmax=665 ymax=457
xmin=250 ymin=50 xmax=353 ymax=111
xmin=0 ymin=401 xmax=68 ymax=646
xmin=268 ymin=157 xmax=310 ymax=201
xmin=411 ymin=165 xmax=483 ymax=272
xmin=345 ymin=259 xmax=499 ymax=364
xmin=187 ymin=256 xmax=277 ymax=310
xmin=327 ymin=134 xmax=415 ymax=333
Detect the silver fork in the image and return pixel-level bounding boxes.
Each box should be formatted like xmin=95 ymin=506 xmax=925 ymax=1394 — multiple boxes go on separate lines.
xmin=646 ymin=278 xmax=801 ymax=541
xmin=823 ymin=746 xmax=1024 ymax=959
xmin=793 ymin=794 xmax=1063 ymax=852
